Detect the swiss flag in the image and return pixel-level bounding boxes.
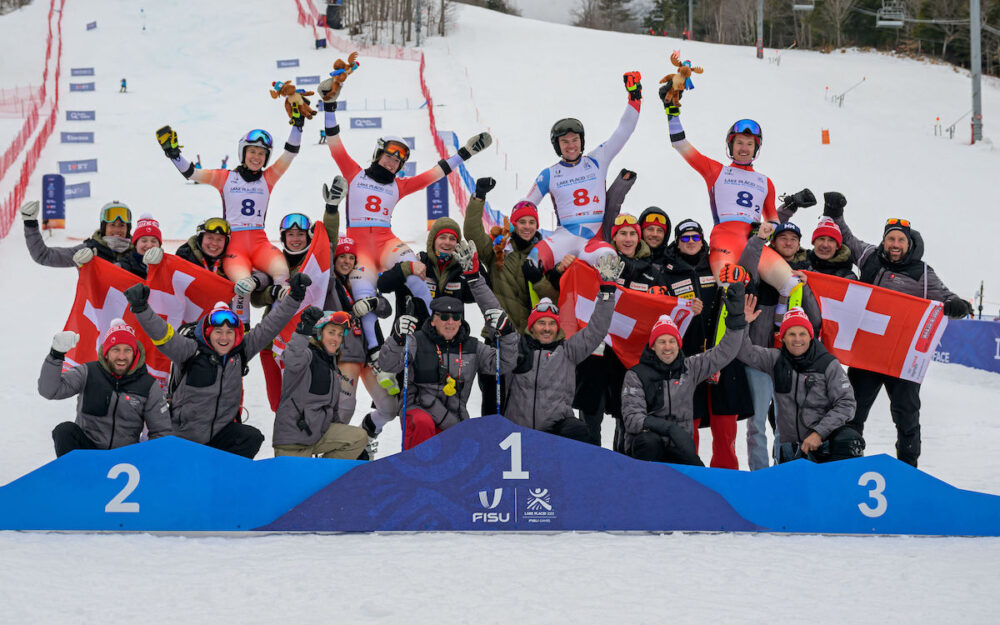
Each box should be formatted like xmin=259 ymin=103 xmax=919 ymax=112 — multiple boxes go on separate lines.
xmin=268 ymin=225 xmax=332 ymax=368
xmin=557 ymin=262 xmax=693 ymax=369
xmin=805 ymin=271 xmax=948 ymax=383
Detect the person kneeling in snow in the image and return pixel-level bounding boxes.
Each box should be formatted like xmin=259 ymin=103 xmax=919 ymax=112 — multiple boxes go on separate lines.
xmin=379 ymin=242 xmax=518 ymax=450
xmin=272 ymin=308 xmax=367 ymax=459
xmin=39 ymin=320 xmax=171 ymax=457
xmin=737 ymin=306 xmax=864 ymax=464
xmin=502 ymin=255 xmax=623 ymax=442
xmin=620 ymin=276 xmax=751 ymax=466
xmin=123 ymin=273 xmax=312 ymax=459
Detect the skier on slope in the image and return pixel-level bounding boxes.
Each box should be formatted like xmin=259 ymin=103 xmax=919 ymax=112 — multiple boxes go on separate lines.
xmin=522 ymin=71 xmax=643 ymax=273
xmin=316 ymin=74 xmax=492 ymax=371
xmin=21 ymin=200 xmax=134 ymax=267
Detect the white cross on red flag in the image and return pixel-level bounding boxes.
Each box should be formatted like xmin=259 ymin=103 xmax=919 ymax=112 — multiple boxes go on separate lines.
xmin=557 ymin=262 xmax=693 ymax=369
xmin=804 ymin=271 xmax=949 ymax=383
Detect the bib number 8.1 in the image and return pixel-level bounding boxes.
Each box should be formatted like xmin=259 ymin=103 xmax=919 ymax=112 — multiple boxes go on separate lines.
xmin=240 ymin=199 xmax=256 ymax=216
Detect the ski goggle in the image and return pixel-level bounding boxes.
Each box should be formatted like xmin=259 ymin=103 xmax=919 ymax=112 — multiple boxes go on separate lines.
xmin=731 ymin=119 xmax=761 ymax=135
xmin=208 ymin=309 xmax=240 ymax=328
xmin=886 ymin=218 xmax=910 ymax=228
xmin=680 ymin=234 xmax=702 ymax=243
xmin=613 ymin=214 xmax=639 ymax=226
xmin=551 ymin=118 xmax=584 ymax=137
xmin=315 ymin=310 xmax=351 ymax=332
xmin=381 ymin=141 xmax=410 ymax=161
xmin=243 ymin=129 xmax=273 ymax=148
xmin=435 ymin=312 xmax=463 ymax=321
xmin=643 ymin=214 xmax=667 ymax=226
xmin=535 ymin=300 xmax=559 ymax=315
xmin=101 ymin=204 xmax=132 ymax=224
xmin=280 ymin=213 xmax=311 ymax=232
xmin=200 ymin=217 xmax=231 ymax=236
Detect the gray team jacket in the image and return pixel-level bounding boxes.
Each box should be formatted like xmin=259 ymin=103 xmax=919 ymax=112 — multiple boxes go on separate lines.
xmin=620 ymin=326 xmax=746 ymax=452
xmin=272 ymin=332 xmax=343 ymax=446
xmin=503 ymin=288 xmax=615 ymax=431
xmin=379 ymin=277 xmax=518 ymax=429
xmin=134 ymin=294 xmax=300 ymax=443
xmin=737 ymin=335 xmax=856 ymax=444
xmin=38 ymin=345 xmax=171 ymax=448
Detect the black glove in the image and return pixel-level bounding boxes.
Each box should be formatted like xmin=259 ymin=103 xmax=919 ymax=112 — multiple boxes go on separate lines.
xmin=784 ymin=188 xmax=816 ymax=213
xmin=643 ymin=416 xmax=673 ymax=437
xmin=155 ymin=125 xmax=181 ymax=159
xmin=522 ymin=259 xmax=544 ymax=284
xmin=297 ymin=306 xmax=324 ymax=335
xmin=474 ymin=177 xmax=496 ymax=200
xmin=943 ymin=297 xmax=972 ymax=319
xmin=823 ymin=192 xmax=846 ymax=219
xmin=125 ymin=284 xmax=150 ymax=314
xmin=723 ymin=282 xmax=747 ymax=330
xmin=288 ymin=272 xmax=313 ymax=301
xmin=290 ymin=112 xmax=306 ymax=129
xmin=658 ymin=84 xmax=680 ymax=117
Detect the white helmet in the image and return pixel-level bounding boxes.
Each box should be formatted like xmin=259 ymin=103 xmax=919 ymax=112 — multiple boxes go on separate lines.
xmin=371 ymin=135 xmax=411 ymax=165
xmin=238 ymin=129 xmax=274 ymax=169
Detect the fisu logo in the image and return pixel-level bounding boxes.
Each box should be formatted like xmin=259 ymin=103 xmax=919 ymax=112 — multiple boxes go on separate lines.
xmin=473 ymin=488 xmax=509 ymax=523
xmin=478 ymin=488 xmax=502 ymax=509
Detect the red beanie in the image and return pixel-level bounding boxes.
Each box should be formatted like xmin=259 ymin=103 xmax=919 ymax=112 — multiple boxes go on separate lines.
xmin=511 ymin=201 xmax=539 ymax=224
xmin=778 ymin=307 xmax=815 ymax=342
xmin=649 ymin=314 xmax=682 ymax=349
xmin=527 ymin=298 xmax=560 ymax=331
xmin=811 ymin=217 xmax=843 ymax=247
xmin=611 ymin=215 xmax=641 ymax=240
xmin=102 ymin=318 xmax=138 ymax=358
xmin=131 ymin=214 xmax=162 ymax=246
xmin=335 ymin=236 xmax=357 ymax=259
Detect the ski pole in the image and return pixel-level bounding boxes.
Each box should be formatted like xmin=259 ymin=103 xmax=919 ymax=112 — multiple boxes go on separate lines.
xmin=400 ymin=297 xmax=413 ymax=452
xmin=494 ymin=324 xmax=502 ymax=416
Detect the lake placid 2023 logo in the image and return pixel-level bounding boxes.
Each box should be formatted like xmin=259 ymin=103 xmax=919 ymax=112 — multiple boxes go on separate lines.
xmin=472 ymin=487 xmax=557 ymax=525
xmin=523 ymin=488 xmax=556 ymax=523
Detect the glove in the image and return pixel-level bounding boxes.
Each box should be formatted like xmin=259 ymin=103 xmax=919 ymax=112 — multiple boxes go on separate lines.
xmin=459 ymin=132 xmax=492 ymax=159
xmin=267 ymin=284 xmax=291 ymax=301
xmin=288 ymin=272 xmax=313 ymax=301
xmin=352 ymin=296 xmax=379 ymax=319
xmin=723 ymin=282 xmax=747 ymax=330
xmin=474 ymin=177 xmax=496 ymax=200
xmin=72 ymin=247 xmax=95 ymax=267
xmin=823 ymin=192 xmax=846 ymax=219
xmin=20 ymin=200 xmax=39 ymax=222
xmin=658 ymin=84 xmax=680 ymax=117
xmin=485 ymin=308 xmax=513 ymax=336
xmin=718 ymin=263 xmax=750 ymax=285
xmin=291 ymin=113 xmax=306 ymax=129
xmin=51 ymin=331 xmax=80 ymax=355
xmin=234 ymin=275 xmax=261 ymax=298
xmin=155 ymin=125 xmax=181 ymax=159
xmin=322 ymin=175 xmax=348 ymax=210
xmin=783 ymin=188 xmax=816 ymax=213
xmin=943 ymin=297 xmax=972 ymax=319
xmin=643 ymin=416 xmax=673 ymax=437
xmin=453 ymin=240 xmax=479 ymax=275
xmin=392 ymin=314 xmax=418 ymax=344
xmin=595 ymin=254 xmax=624 ymax=284
xmin=125 ymin=284 xmax=150 ymax=314
xmin=297 ymin=306 xmax=324 ymax=335
xmin=623 ymin=71 xmax=642 ymax=101
xmin=142 ymin=247 xmax=164 ymax=265
xmin=522 ymin=258 xmax=545 ymax=283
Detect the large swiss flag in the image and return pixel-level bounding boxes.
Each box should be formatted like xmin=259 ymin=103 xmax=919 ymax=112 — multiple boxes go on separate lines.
xmin=268 ymin=225 xmax=332 ymax=368
xmin=805 ymin=271 xmax=948 ymax=383
xmin=557 ymin=262 xmax=693 ymax=369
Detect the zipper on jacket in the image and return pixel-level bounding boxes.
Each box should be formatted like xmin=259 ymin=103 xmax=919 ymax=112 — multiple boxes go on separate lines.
xmin=108 ymin=389 xmax=120 ymax=450
xmin=530 ymin=351 xmax=542 ymax=429
xmin=211 ymin=358 xmax=228 ymax=440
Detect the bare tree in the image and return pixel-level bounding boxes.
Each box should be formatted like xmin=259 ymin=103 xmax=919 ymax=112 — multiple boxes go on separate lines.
xmin=822 ymin=0 xmax=856 ymax=48
xmin=573 ymin=0 xmax=602 ymax=28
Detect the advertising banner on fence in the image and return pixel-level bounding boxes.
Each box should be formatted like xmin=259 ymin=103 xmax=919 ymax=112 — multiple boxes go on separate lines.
xmin=41 ymin=174 xmax=65 ymax=229
xmin=61 ymin=132 xmax=94 ymax=144
xmin=350 ymin=117 xmax=382 ymax=129
xmin=59 ymin=159 xmax=98 ymax=174
xmin=65 ymin=182 xmax=91 ymax=199
xmin=86 ymin=21 xmax=96 ymax=30
xmin=66 ymin=110 xmax=96 ymax=121
xmin=934 ymin=319 xmax=1000 ymax=374
xmin=426 ymin=177 xmax=449 ymax=226
xmin=70 ymin=68 xmax=94 ymax=76
xmin=296 ymin=75 xmax=320 ymax=85
xmin=70 ymin=82 xmax=95 ymax=92
xmin=276 ymin=59 xmax=299 ymax=68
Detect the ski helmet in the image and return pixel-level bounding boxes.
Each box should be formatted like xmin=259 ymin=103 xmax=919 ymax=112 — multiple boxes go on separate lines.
xmin=238 ymin=129 xmax=274 ymax=169
xmin=550 ymin=118 xmax=585 ymax=158
xmin=725 ymin=119 xmax=762 ymax=161
xmin=202 ymin=302 xmax=244 ymax=346
xmin=313 ymin=310 xmax=351 ymax=340
xmin=371 ymin=135 xmax=411 ymax=166
xmin=279 ymin=213 xmax=312 ymax=254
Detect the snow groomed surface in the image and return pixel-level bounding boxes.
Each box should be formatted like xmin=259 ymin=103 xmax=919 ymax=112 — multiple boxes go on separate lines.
xmin=3 ymin=415 xmax=998 ymax=535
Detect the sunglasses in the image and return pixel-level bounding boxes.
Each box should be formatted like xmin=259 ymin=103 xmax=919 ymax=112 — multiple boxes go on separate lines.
xmin=614 ymin=214 xmax=638 ymax=226
xmin=280 ymin=213 xmax=311 ymax=231
xmin=643 ymin=214 xmax=667 ymax=226
xmin=535 ymin=300 xmax=559 ymax=314
xmin=886 ymin=218 xmax=910 ymax=228
xmin=101 ymin=204 xmax=132 ymax=224
xmin=208 ymin=309 xmax=240 ymax=328
xmin=731 ymin=119 xmax=761 ymax=135
xmin=201 ymin=217 xmax=231 ymax=236
xmin=243 ymin=129 xmax=273 ymax=148
xmin=436 ymin=312 xmax=463 ymax=322
xmin=680 ymin=234 xmax=702 ymax=243
xmin=382 ymin=141 xmax=410 ymax=161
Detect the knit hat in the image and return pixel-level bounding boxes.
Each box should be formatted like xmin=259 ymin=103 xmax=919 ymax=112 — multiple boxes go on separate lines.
xmin=638 ymin=206 xmax=670 ymax=235
xmin=778 ymin=307 xmax=815 ymax=342
xmin=674 ymin=218 xmax=704 ymax=241
xmin=510 ymin=201 xmax=539 ymax=225
xmin=611 ymin=214 xmax=641 ymax=240
xmin=649 ymin=314 xmax=682 ymax=349
xmin=527 ymin=298 xmax=560 ymax=332
xmin=102 ymin=318 xmax=138 ymax=358
xmin=883 ymin=218 xmax=912 ymax=241
xmin=131 ymin=214 xmax=162 ymax=245
xmin=773 ymin=222 xmax=801 ymax=239
xmin=335 ymin=236 xmax=356 ymax=259
xmin=811 ymin=217 xmax=843 ymax=247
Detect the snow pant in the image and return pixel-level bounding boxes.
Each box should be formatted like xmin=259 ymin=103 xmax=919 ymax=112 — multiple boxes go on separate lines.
xmin=52 ymin=422 xmax=99 ymax=457
xmin=546 ymin=417 xmax=592 ymax=443
xmin=261 ymin=348 xmax=283 ymax=412
xmin=273 ymin=423 xmax=367 ymax=459
xmin=224 ymin=229 xmax=289 ymax=283
xmin=709 ymin=221 xmax=799 ymax=297
xmin=777 ymin=426 xmax=865 ymax=464
xmin=209 ymin=420 xmax=265 ymax=459
xmin=479 ymin=371 xmax=507 ymax=417
xmin=574 ymin=349 xmax=626 ymax=447
xmin=744 ymin=365 xmax=775 ymax=470
xmin=529 ymin=221 xmax=617 ymax=272
xmin=693 ymin=393 xmax=739 ymax=469
xmin=630 ymin=430 xmax=705 ymax=467
xmin=847 ymin=367 xmax=921 ymax=467
xmin=338 ymin=361 xmax=399 ymax=427
xmin=404 ymin=408 xmax=444 ymax=450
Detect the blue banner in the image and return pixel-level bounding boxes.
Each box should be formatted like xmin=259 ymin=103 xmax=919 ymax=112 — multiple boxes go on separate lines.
xmin=86 ymin=21 xmax=96 ymax=30
xmin=66 ymin=110 xmax=96 ymax=121
xmin=276 ymin=59 xmax=299 ymax=68
xmin=70 ymin=82 xmax=95 ymax=92
xmin=427 ymin=177 xmax=449 ymax=222
xmin=71 ymin=67 xmax=95 ymax=76
xmin=296 ymin=75 xmax=321 ymax=85
xmin=42 ymin=174 xmax=65 ymax=222
xmin=397 ymin=162 xmax=416 ymax=178
xmin=934 ymin=319 xmax=1000 ymax=374
xmin=350 ymin=117 xmax=382 ymax=129
xmin=65 ymin=182 xmax=92 ymax=199
xmin=58 ymin=159 xmax=98 ymax=175
xmin=403 ymin=136 xmax=415 ymax=149
xmin=61 ymin=132 xmax=94 ymax=144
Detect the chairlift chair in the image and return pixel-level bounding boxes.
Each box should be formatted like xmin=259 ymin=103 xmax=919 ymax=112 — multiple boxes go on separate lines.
xmin=792 ymin=0 xmax=815 ymax=11
xmin=876 ymin=0 xmax=905 ymax=28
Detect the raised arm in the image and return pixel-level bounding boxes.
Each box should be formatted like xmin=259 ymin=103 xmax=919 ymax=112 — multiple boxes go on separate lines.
xmin=38 ymin=353 xmax=87 ymax=400
xmin=666 ymin=114 xmax=723 ymax=184
xmin=396 ymin=132 xmax=493 ymax=199
xmin=601 ymin=168 xmax=637 ymax=241
xmin=322 ymin=103 xmax=362 ymax=180
xmin=262 ymin=125 xmax=303 ymax=188
xmin=463 ymin=187 xmax=497 ymax=266
xmin=23 ymin=220 xmax=81 ymax=268
xmin=589 ymin=74 xmax=642 ymax=163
